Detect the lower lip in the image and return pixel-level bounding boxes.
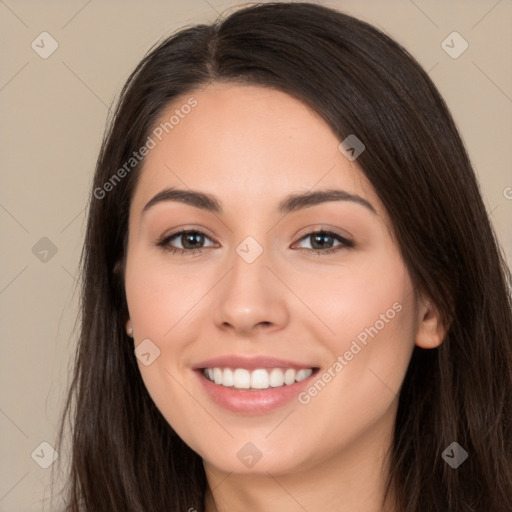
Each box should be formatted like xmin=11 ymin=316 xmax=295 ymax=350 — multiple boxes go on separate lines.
xmin=195 ymin=369 xmax=317 ymax=414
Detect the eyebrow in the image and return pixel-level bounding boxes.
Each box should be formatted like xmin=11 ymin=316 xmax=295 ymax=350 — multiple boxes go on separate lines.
xmin=141 ymin=187 xmax=377 ymax=217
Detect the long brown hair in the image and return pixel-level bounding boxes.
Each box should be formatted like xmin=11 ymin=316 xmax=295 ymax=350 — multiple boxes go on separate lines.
xmin=52 ymin=2 xmax=512 ymax=510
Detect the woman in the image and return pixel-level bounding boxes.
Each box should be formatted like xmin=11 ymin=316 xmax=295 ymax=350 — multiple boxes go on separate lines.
xmin=53 ymin=2 xmax=512 ymax=511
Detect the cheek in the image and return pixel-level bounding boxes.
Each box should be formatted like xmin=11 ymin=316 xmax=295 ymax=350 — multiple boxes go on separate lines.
xmin=125 ymin=249 xmax=207 ymax=342
xmin=297 ymin=248 xmax=417 ymax=417
xmin=302 ymin=243 xmax=416 ymax=354
xmin=124 ymin=252 xmax=211 ymax=441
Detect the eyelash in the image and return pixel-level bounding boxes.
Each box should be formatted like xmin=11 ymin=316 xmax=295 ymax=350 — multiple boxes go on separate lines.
xmin=155 ymin=229 xmax=354 ymax=256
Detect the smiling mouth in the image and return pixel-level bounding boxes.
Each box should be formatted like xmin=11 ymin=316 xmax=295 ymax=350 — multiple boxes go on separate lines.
xmin=201 ymin=367 xmax=319 ymax=390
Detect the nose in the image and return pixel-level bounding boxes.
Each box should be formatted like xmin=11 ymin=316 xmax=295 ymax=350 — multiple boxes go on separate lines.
xmin=212 ymin=243 xmax=289 ymax=337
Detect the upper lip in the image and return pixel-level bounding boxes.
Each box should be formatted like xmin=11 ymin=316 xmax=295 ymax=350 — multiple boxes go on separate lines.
xmin=192 ymin=355 xmax=318 ymax=371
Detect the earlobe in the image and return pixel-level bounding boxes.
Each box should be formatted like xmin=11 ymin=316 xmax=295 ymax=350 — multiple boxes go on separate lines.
xmin=126 ymin=319 xmax=134 ymax=337
xmin=415 ymin=298 xmax=447 ymax=349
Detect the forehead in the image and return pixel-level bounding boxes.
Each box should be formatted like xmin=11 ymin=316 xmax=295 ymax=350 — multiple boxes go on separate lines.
xmin=130 ymin=83 xmax=382 ymax=218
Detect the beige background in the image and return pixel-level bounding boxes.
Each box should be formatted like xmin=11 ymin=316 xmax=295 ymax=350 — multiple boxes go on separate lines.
xmin=0 ymin=0 xmax=511 ymax=510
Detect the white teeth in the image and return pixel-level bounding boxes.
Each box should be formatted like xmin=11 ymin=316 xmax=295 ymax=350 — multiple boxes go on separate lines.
xmin=269 ymin=368 xmax=285 ymax=387
xmin=233 ymin=368 xmax=251 ymax=389
xmin=284 ymin=368 xmax=296 ymax=385
xmin=213 ymin=368 xmax=223 ymax=385
xmin=202 ymin=367 xmax=314 ymax=389
xmin=295 ymin=368 xmax=313 ymax=382
xmin=250 ymin=369 xmax=269 ymax=389
xmin=222 ymin=368 xmax=234 ymax=387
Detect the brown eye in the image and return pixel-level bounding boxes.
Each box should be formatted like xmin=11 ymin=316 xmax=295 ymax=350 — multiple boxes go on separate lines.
xmin=294 ymin=230 xmax=354 ymax=255
xmin=156 ymin=230 xmax=215 ymax=254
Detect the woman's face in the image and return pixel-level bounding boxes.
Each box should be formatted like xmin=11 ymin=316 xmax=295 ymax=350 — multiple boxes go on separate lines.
xmin=124 ymin=83 xmax=427 ymax=476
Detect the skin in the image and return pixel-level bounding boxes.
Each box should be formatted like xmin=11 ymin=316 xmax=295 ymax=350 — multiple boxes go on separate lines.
xmin=123 ymin=83 xmax=446 ymax=512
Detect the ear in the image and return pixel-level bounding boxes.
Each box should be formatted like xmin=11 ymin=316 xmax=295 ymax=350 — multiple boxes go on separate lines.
xmin=415 ymin=295 xmax=447 ymax=349
xmin=126 ymin=319 xmax=134 ymax=337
